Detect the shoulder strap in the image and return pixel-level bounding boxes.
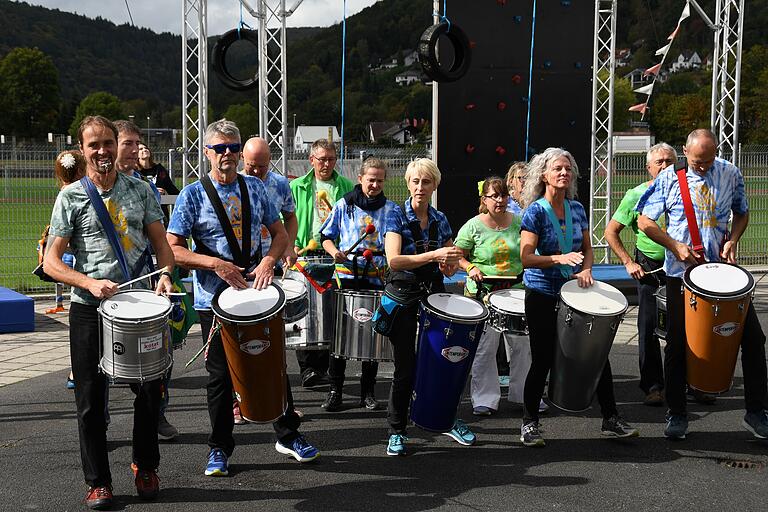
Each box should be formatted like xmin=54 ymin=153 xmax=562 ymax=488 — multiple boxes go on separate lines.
xmin=237 ymin=174 xmax=254 ymax=265
xmin=675 ymin=162 xmax=704 ymax=253
xmin=81 ymin=176 xmax=130 ymax=281
xmin=200 ymin=174 xmax=254 ymax=269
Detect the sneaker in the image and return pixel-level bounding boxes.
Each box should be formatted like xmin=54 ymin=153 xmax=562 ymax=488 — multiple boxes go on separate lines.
xmin=275 ymin=435 xmax=319 ymax=462
xmin=443 ymin=419 xmax=476 ymax=446
xmin=158 ymin=412 xmax=179 ymax=440
xmin=386 ymin=434 xmax=408 ymax=456
xmin=664 ymin=414 xmax=689 ymax=440
xmin=135 ymin=468 xmax=160 ymax=500
xmin=520 ymin=421 xmax=545 ymax=447
xmin=360 ymin=394 xmax=380 ymax=410
xmin=321 ymin=390 xmax=343 ymax=412
xmin=472 ymin=406 xmax=494 ymax=416
xmin=46 ymin=305 xmax=66 ymax=314
xmin=84 ymin=485 xmax=113 ymax=510
xmin=66 ymin=377 xmax=75 ymax=390
xmin=601 ymin=415 xmax=640 ymax=438
xmin=742 ymin=409 xmax=768 ymax=439
xmin=538 ymin=399 xmax=549 ymax=414
xmin=204 ymin=448 xmax=229 ymax=476
xmin=687 ymin=388 xmax=716 ymax=404
xmin=302 ymin=370 xmax=326 ymax=388
xmin=644 ymin=389 xmax=664 ymax=406
xmin=498 ymin=375 xmax=510 ymax=387
xmin=233 ymin=401 xmax=246 ymax=425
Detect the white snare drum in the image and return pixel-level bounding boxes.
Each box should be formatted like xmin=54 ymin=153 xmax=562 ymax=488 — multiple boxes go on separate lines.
xmin=99 ymin=289 xmax=172 ymax=383
xmin=486 ymin=288 xmax=527 ymax=334
xmin=278 ymin=278 xmax=308 ymax=323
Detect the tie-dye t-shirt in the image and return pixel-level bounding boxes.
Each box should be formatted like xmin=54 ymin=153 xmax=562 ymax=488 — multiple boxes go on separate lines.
xmin=637 ymin=157 xmax=748 ymax=278
xmin=48 ymin=172 xmax=164 ymax=305
xmin=312 ymin=178 xmax=336 ymax=243
xmin=167 ymin=174 xmax=279 ymax=309
xmin=257 ymin=171 xmax=295 ymax=256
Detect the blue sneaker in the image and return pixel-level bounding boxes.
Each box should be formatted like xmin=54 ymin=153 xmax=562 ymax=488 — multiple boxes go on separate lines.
xmin=498 ymin=375 xmax=510 ymax=387
xmin=742 ymin=409 xmax=768 ymax=439
xmin=204 ymin=448 xmax=229 ymax=476
xmin=386 ymin=434 xmax=407 ymax=456
xmin=275 ymin=435 xmax=319 ymax=462
xmin=664 ymin=414 xmax=689 ymax=440
xmin=443 ymin=419 xmax=476 ymax=446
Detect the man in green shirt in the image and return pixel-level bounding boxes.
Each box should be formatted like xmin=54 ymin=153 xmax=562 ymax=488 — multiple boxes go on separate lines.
xmin=606 ymin=143 xmax=676 ymax=406
xmin=289 ymin=139 xmax=354 ymax=387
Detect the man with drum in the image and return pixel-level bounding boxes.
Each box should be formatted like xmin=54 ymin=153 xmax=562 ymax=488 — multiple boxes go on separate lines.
xmin=167 ymin=119 xmax=319 ymax=477
xmin=638 ymin=128 xmax=768 ymax=440
xmin=44 ymin=115 xmax=175 ymax=508
xmin=290 ymin=139 xmax=355 ymax=388
xmin=605 ymin=143 xmax=677 ymax=407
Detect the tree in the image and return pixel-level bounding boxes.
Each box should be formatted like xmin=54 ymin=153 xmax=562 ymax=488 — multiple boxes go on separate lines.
xmin=222 ymin=103 xmax=260 ymax=140
xmin=0 ymin=47 xmax=61 ymax=136
xmin=69 ymin=92 xmax=125 ymax=136
xmin=613 ymin=76 xmax=636 ymax=131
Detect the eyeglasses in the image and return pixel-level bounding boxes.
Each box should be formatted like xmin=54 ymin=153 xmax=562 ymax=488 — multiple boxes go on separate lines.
xmin=312 ymin=156 xmax=337 ymax=163
xmin=483 ymin=194 xmax=509 ymax=202
xmin=206 ymin=143 xmax=242 ymax=154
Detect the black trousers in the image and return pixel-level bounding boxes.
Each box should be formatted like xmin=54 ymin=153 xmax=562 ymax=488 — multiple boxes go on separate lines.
xmin=635 ymin=249 xmax=666 ymax=394
xmin=199 ymin=311 xmax=301 ymax=457
xmin=329 ymin=357 xmax=378 ymax=394
xmin=386 ymin=302 xmax=419 ymax=435
xmin=664 ymin=277 xmax=768 ymax=416
xmin=522 ymin=289 xmax=618 ymax=423
xmin=70 ymin=302 xmax=161 ymax=487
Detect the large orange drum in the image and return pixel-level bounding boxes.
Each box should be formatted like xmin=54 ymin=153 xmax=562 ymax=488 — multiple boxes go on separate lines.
xmin=683 ymin=262 xmax=754 ymax=394
xmin=212 ymin=284 xmax=287 ymax=423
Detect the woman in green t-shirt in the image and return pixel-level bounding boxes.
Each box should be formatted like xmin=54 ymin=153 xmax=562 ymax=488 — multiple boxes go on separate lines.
xmin=455 ymin=177 xmax=524 ymax=415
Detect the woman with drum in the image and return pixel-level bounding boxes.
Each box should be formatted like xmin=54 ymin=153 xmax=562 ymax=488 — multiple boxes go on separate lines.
xmin=519 ymin=147 xmax=638 ymax=447
xmin=455 ymin=176 xmax=525 ymax=416
xmin=318 ymin=157 xmax=398 ymax=412
xmin=381 ymin=158 xmax=475 ymax=456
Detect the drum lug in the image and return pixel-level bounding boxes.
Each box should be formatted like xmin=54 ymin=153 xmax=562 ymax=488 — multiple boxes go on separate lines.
xmin=738 ymin=302 xmax=745 ymax=312
xmin=689 ymin=295 xmax=697 ymax=309
xmin=468 ymin=330 xmax=476 ymax=341
xmin=565 ymin=311 xmax=573 ymax=325
xmin=444 ymin=327 xmax=453 ymax=338
xmin=424 ymin=319 xmax=431 ymax=329
xmin=712 ymin=303 xmax=719 ymax=317
xmin=587 ymin=320 xmax=593 ymax=335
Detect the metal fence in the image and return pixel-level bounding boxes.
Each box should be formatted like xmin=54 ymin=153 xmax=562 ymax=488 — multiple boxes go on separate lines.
xmin=3 ymin=140 xmax=768 ymax=294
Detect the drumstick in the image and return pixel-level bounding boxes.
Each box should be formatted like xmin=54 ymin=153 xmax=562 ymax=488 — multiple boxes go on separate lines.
xmin=185 ymin=340 xmax=209 ymax=368
xmin=297 ymin=239 xmax=319 ymax=255
xmin=117 ymin=266 xmax=170 ymax=289
xmin=346 ymin=224 xmax=376 ymax=254
xmin=317 ymin=190 xmax=334 ymax=210
xmin=481 ymin=274 xmax=520 ymax=280
xmin=644 ymin=267 xmax=664 ymax=274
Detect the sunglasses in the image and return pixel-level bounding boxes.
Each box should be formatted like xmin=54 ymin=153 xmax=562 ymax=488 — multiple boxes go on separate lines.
xmin=206 ymin=143 xmax=242 ymax=154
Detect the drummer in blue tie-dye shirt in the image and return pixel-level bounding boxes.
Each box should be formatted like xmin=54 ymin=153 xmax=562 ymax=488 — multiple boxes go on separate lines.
xmin=637 ymin=128 xmax=768 ymax=441
xmin=317 ymin=157 xmax=399 ymax=413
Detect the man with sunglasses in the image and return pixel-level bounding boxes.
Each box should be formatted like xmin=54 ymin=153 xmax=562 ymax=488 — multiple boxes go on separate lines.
xmin=606 ymin=143 xmax=677 ymax=407
xmin=167 ymin=119 xmax=319 ymax=478
xmin=289 ymin=138 xmax=354 ymax=388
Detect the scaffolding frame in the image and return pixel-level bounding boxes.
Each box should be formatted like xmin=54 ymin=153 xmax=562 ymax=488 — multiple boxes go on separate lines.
xmin=181 ymin=0 xmax=208 ymax=185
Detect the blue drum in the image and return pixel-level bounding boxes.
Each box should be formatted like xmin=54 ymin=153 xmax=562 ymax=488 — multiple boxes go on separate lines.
xmin=410 ymin=293 xmax=489 ymax=432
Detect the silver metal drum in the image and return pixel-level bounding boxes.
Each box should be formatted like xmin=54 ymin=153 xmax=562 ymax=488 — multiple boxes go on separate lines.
xmin=277 ymin=277 xmax=308 ymax=323
xmin=486 ymin=288 xmax=527 ymax=334
xmin=549 ymin=280 xmax=628 ymax=412
xmin=284 ymin=258 xmax=334 ymax=350
xmin=655 ymin=285 xmax=667 ymax=340
xmin=99 ymin=289 xmax=172 ymax=383
xmin=333 ymin=289 xmax=393 ymax=361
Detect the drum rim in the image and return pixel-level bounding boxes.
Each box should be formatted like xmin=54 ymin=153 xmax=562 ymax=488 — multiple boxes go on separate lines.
xmin=99 ymin=289 xmax=173 ymax=323
xmin=421 ymin=293 xmax=489 ymax=323
xmin=487 ymin=288 xmax=526 ymax=315
xmin=335 ymin=288 xmax=384 ymax=298
xmin=278 ymin=278 xmax=308 ymax=301
xmin=558 ymin=279 xmax=628 ymax=317
xmin=211 ymin=284 xmax=287 ymax=324
xmin=683 ymin=262 xmax=755 ymax=299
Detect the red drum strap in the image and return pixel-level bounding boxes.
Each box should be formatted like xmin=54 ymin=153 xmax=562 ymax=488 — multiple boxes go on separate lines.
xmin=676 ymin=168 xmax=704 ymax=254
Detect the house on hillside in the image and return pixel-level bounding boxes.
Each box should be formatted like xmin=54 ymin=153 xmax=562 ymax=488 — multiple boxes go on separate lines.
xmin=374 ymin=49 xmax=419 ymax=71
xmin=395 ymin=70 xmax=424 ymax=86
xmin=616 ymin=48 xmax=633 ymax=67
xmin=293 ymin=126 xmax=340 ymax=152
xmin=669 ymin=51 xmax=702 ymax=73
xmin=624 ymin=68 xmax=648 ymax=90
xmin=368 ymin=121 xmax=411 ymax=144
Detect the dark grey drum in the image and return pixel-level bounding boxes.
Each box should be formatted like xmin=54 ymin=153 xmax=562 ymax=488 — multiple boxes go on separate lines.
xmin=549 ymin=280 xmax=628 ymax=412
xmin=333 ymin=289 xmax=393 ymax=361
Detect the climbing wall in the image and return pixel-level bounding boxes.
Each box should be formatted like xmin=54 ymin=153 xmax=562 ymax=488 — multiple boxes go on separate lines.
xmin=434 ymin=1 xmax=594 ymax=229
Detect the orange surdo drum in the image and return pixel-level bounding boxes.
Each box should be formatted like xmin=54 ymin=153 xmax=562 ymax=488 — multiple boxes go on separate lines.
xmin=683 ymin=262 xmax=755 ymax=394
xmin=212 ymin=284 xmax=287 ymax=423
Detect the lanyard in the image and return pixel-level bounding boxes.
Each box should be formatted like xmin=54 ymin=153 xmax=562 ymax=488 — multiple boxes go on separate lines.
xmin=536 ymin=197 xmax=573 ymax=278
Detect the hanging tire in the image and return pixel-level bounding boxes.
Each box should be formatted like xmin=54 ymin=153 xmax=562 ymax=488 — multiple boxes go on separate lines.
xmin=418 ymin=21 xmax=472 ymax=83
xmin=212 ymin=28 xmax=259 ymax=91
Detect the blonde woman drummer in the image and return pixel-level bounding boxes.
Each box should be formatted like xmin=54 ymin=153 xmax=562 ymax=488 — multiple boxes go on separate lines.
xmin=518 ymin=147 xmax=638 ymax=447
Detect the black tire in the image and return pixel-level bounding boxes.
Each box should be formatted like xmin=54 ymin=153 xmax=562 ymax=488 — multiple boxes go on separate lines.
xmin=418 ymin=21 xmax=472 ymax=83
xmin=212 ymin=28 xmax=259 ymax=92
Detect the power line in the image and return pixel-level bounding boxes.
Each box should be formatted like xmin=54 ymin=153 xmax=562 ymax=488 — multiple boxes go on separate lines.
xmin=123 ymin=0 xmax=135 ymax=26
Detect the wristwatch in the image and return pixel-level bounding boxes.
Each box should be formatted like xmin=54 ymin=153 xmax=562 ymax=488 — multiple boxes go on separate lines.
xmin=159 ymin=270 xmax=172 ymax=279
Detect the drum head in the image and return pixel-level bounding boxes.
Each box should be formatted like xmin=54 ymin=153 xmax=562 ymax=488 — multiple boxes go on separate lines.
xmin=424 ymin=293 xmax=488 ymax=322
xmin=559 ymin=280 xmax=628 ymax=316
xmin=278 ymin=278 xmax=307 ymax=300
xmin=685 ymin=263 xmax=754 ymax=298
xmin=488 ymin=289 xmax=526 ymax=314
xmin=212 ymin=284 xmax=286 ymax=323
xmin=100 ymin=290 xmax=171 ymax=320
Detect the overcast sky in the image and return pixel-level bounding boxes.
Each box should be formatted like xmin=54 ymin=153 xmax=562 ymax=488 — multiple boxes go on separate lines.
xmin=26 ymin=0 xmax=380 ymax=35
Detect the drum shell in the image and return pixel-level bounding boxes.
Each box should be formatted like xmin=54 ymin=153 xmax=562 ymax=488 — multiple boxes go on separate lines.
xmin=333 ymin=289 xmax=393 ymax=361
xmin=99 ymin=290 xmax=172 ymax=383
xmin=217 ymin=313 xmax=287 ymax=423
xmin=683 ymin=288 xmax=751 ymax=394
xmin=655 ymin=286 xmax=667 ymax=339
xmin=549 ymin=301 xmax=624 ymax=412
xmin=285 ymin=263 xmax=334 ymax=350
xmin=410 ymin=301 xmax=487 ymax=432
xmin=488 ymin=303 xmax=527 ymax=334
xmin=282 ymin=279 xmax=309 ymax=323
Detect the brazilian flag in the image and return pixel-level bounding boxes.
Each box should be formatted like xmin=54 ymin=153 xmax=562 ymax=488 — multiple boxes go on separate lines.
xmin=169 ymin=269 xmax=198 ymax=347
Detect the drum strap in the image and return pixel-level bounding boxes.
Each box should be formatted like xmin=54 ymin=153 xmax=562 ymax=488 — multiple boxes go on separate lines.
xmin=675 ymin=165 xmax=704 ymax=254
xmin=535 ymin=197 xmax=573 ymax=278
xmin=200 ymin=174 xmax=256 ymax=270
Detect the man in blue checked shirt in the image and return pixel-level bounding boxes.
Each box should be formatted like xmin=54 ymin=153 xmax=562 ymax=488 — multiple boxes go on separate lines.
xmin=638 ymin=128 xmax=768 ymax=441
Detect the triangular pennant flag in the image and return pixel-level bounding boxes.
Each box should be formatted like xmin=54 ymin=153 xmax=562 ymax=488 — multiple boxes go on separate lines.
xmin=667 ymin=26 xmax=680 ymax=40
xmin=680 ymin=3 xmax=690 ymax=22
xmin=628 ymin=103 xmax=648 ymax=114
xmin=655 ymin=43 xmax=671 ymax=57
xmin=634 ymin=83 xmax=654 ymax=95
xmin=644 ymin=63 xmax=662 ymax=76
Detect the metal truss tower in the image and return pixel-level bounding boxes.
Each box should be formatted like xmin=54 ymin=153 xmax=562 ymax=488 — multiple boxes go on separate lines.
xmin=589 ymin=0 xmax=617 ymax=263
xmin=181 ymin=0 xmax=208 ymax=185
